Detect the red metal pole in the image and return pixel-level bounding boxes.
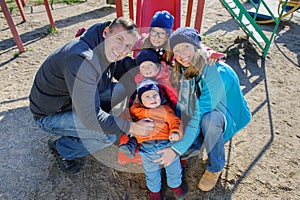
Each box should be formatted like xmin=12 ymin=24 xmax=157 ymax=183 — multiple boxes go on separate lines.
xmin=128 ymin=0 xmax=134 ymax=20
xmin=174 ymin=0 xmax=181 ymax=30
xmin=20 ymin=0 xmax=25 ymax=6
xmin=136 ymin=0 xmax=142 ymax=28
xmin=0 ymin=0 xmax=25 ymax=52
xmin=15 ymin=0 xmax=26 ymax=22
xmin=115 ymin=0 xmax=123 ymax=18
xmin=194 ymin=0 xmax=205 ymax=32
xmin=185 ymin=0 xmax=193 ymax=27
xmin=43 ymin=0 xmax=56 ymax=31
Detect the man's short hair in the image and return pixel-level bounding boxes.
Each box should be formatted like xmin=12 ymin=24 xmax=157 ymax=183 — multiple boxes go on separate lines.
xmin=109 ymin=17 xmax=139 ymax=40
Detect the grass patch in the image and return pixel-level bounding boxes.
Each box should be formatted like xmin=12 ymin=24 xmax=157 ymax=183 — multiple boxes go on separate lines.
xmin=1 ymin=0 xmax=85 ymax=13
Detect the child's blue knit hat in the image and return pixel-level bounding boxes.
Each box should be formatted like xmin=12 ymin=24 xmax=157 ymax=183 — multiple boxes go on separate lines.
xmin=170 ymin=27 xmax=202 ymax=50
xmin=150 ymin=10 xmax=174 ymax=36
xmin=136 ymin=49 xmax=160 ymax=67
xmin=137 ymin=78 xmax=160 ymax=104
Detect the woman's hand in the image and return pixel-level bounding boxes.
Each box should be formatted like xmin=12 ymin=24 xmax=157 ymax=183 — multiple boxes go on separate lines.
xmin=153 ymin=147 xmax=177 ymax=166
xmin=207 ymin=57 xmax=218 ymax=66
xmin=207 ymin=51 xmax=225 ymax=66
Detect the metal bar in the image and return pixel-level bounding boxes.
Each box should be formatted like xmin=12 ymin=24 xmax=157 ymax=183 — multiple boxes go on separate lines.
xmin=0 ymin=0 xmax=25 ymax=52
xmin=43 ymin=0 xmax=56 ymax=31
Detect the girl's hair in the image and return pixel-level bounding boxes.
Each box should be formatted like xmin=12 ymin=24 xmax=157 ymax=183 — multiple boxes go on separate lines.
xmin=170 ymin=47 xmax=207 ymax=86
xmin=141 ymin=35 xmax=173 ymax=63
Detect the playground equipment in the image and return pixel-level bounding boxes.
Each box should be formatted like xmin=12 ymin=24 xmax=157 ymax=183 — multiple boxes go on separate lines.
xmin=257 ymin=0 xmax=300 ymax=24
xmin=246 ymin=0 xmax=300 ymax=24
xmin=0 ymin=0 xmax=56 ymax=53
xmin=115 ymin=0 xmax=206 ymax=32
xmin=219 ymin=0 xmax=290 ymax=58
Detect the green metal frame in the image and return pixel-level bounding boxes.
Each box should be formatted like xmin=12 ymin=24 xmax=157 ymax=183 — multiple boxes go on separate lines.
xmin=219 ymin=0 xmax=288 ymax=57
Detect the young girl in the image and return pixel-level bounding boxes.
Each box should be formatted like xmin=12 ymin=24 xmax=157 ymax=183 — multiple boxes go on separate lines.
xmin=133 ymin=10 xmax=174 ymax=64
xmin=153 ymin=27 xmax=252 ymax=192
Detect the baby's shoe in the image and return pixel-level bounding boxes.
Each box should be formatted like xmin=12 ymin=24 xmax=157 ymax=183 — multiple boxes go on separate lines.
xmin=149 ymin=191 xmax=161 ymax=200
xmin=119 ymin=136 xmax=138 ymax=158
xmin=170 ymin=184 xmax=187 ymax=200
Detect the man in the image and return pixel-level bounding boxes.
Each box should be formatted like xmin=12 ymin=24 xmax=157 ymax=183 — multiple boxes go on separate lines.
xmin=29 ymin=17 xmax=154 ymax=174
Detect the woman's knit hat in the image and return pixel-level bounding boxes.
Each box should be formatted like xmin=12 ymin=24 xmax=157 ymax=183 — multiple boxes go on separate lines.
xmin=150 ymin=10 xmax=174 ymax=36
xmin=170 ymin=27 xmax=202 ymax=50
xmin=137 ymin=78 xmax=160 ymax=104
xmin=136 ymin=49 xmax=160 ymax=66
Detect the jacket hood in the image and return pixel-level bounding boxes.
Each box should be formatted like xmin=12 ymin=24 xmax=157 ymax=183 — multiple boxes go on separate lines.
xmin=80 ymin=21 xmax=112 ymax=69
xmin=81 ymin=21 xmax=111 ymax=50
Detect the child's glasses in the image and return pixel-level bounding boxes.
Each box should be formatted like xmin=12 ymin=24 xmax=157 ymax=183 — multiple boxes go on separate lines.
xmin=149 ymin=30 xmax=167 ymax=39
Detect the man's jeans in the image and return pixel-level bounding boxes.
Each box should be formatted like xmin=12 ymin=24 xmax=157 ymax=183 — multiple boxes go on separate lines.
xmin=35 ymin=82 xmax=127 ymax=160
xmin=194 ymin=110 xmax=226 ymax=172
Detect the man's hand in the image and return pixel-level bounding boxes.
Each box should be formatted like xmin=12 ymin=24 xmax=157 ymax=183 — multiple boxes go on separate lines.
xmin=153 ymin=148 xmax=177 ymax=167
xmin=128 ymin=118 xmax=154 ymax=136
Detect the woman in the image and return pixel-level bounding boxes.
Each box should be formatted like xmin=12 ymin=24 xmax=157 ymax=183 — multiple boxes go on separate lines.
xmin=153 ymin=27 xmax=252 ymax=192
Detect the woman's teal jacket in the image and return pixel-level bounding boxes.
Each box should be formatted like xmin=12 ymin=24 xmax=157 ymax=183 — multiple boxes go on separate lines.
xmin=172 ymin=62 xmax=252 ymax=155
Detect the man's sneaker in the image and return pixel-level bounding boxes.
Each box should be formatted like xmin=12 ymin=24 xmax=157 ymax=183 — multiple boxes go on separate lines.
xmin=198 ymin=170 xmax=222 ymax=191
xmin=119 ymin=136 xmax=138 ymax=158
xmin=48 ymin=140 xmax=85 ymax=174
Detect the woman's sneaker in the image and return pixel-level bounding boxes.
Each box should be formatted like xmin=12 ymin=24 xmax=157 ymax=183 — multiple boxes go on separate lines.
xmin=48 ymin=140 xmax=85 ymax=174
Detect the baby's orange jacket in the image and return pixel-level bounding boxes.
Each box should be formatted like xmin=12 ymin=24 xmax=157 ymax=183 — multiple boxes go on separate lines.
xmin=130 ymin=103 xmax=183 ymax=144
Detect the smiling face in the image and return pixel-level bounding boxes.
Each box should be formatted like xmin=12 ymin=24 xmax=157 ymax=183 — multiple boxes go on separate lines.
xmin=173 ymin=42 xmax=196 ymax=68
xmin=139 ymin=61 xmax=159 ymax=78
xmin=149 ymin=27 xmax=168 ymax=48
xmin=141 ymin=89 xmax=161 ymax=109
xmin=103 ymin=26 xmax=137 ymax=62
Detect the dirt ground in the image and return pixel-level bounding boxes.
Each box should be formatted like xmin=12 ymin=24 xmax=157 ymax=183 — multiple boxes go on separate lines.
xmin=0 ymin=0 xmax=299 ymax=199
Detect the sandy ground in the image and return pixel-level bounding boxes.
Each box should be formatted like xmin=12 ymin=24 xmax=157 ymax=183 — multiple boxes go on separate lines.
xmin=0 ymin=0 xmax=299 ymax=199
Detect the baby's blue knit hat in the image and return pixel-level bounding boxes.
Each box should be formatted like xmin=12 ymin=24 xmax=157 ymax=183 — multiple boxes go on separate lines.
xmin=170 ymin=27 xmax=202 ymax=50
xmin=137 ymin=78 xmax=160 ymax=104
xmin=150 ymin=10 xmax=174 ymax=36
xmin=136 ymin=49 xmax=160 ymax=66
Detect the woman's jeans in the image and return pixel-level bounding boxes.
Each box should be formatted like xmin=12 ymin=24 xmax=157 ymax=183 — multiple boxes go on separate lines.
xmin=34 ymin=82 xmax=126 ymax=160
xmin=139 ymin=140 xmax=182 ymax=193
xmin=196 ymin=110 xmax=226 ymax=172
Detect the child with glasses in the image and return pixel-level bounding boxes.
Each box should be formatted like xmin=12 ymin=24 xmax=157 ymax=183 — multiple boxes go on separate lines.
xmin=134 ymin=10 xmax=175 ymax=65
